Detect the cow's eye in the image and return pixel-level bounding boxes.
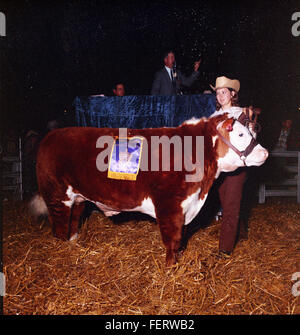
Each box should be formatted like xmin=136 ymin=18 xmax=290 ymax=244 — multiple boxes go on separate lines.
xmin=239 ymin=133 xmax=243 ymax=137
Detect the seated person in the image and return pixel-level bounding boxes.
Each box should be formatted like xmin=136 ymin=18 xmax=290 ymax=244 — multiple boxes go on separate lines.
xmin=271 ymin=117 xmax=299 ymax=180
xmin=274 ymin=118 xmax=293 ymax=151
xmin=113 ymin=83 xmax=125 ymax=97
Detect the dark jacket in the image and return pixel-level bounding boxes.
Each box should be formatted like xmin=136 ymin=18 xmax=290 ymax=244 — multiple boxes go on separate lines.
xmin=151 ymin=67 xmax=199 ymax=95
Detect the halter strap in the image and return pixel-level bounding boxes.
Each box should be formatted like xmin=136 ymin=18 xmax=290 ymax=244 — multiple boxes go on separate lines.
xmin=216 ymin=129 xmax=258 ymax=165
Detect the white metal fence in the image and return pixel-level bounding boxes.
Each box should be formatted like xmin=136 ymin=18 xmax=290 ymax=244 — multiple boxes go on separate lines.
xmin=1 ymin=137 xmax=23 ymax=200
xmin=259 ymin=151 xmax=300 ymax=203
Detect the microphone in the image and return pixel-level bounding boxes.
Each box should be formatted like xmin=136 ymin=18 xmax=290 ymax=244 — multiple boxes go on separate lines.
xmin=172 ymin=61 xmax=183 ymax=95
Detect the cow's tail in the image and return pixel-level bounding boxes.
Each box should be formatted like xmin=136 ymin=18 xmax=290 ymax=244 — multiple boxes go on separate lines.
xmin=28 ymin=193 xmax=49 ymax=219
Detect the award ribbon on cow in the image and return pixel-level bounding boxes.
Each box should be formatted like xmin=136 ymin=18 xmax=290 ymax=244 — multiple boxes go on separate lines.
xmin=108 ymin=136 xmax=144 ymax=181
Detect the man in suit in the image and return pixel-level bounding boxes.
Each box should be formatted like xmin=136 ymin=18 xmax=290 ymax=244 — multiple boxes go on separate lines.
xmin=151 ymin=50 xmax=201 ymax=95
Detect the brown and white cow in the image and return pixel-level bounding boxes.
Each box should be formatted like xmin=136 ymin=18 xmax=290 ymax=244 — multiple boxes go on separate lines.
xmin=31 ymin=114 xmax=268 ymax=266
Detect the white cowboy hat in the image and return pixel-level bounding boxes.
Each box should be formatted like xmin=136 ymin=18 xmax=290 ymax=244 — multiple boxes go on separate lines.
xmin=210 ymin=76 xmax=240 ymax=92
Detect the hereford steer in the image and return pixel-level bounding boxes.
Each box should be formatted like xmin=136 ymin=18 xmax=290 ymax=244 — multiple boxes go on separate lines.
xmin=31 ymin=114 xmax=268 ymax=266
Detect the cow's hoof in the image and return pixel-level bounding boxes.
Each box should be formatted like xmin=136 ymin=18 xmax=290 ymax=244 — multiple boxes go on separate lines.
xmin=217 ymin=250 xmax=231 ymax=259
xmin=165 ymin=254 xmax=177 ymax=268
xmin=69 ymin=233 xmax=78 ymax=241
xmin=176 ymin=247 xmax=185 ymax=259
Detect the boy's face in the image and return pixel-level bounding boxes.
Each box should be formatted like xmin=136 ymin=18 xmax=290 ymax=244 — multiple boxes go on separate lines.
xmin=282 ymin=119 xmax=292 ymax=129
xmin=113 ymin=84 xmax=125 ymax=97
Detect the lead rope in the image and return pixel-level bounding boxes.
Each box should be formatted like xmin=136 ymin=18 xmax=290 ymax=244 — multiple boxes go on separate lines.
xmin=215 ymin=130 xmax=247 ymax=164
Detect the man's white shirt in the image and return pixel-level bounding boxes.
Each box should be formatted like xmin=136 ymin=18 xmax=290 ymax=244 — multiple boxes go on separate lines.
xmin=165 ymin=66 xmax=173 ymax=81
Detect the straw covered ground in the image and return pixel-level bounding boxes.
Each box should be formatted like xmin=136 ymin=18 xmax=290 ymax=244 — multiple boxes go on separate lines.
xmin=3 ymin=198 xmax=300 ymax=315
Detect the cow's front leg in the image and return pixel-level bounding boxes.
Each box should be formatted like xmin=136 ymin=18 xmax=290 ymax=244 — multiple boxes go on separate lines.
xmin=68 ymin=202 xmax=86 ymax=240
xmin=45 ymin=196 xmax=85 ymax=241
xmin=46 ymin=200 xmax=72 ymax=240
xmin=156 ymin=210 xmax=185 ymax=267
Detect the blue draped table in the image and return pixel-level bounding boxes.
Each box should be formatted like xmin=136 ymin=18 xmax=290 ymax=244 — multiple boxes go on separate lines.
xmin=74 ymin=94 xmax=216 ymax=128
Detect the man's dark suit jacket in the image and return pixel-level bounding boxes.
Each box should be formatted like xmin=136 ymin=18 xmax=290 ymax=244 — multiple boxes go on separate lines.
xmin=151 ymin=67 xmax=199 ymax=95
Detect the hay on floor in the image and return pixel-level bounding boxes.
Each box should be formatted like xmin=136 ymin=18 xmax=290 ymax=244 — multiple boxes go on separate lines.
xmin=2 ymin=199 xmax=300 ymax=315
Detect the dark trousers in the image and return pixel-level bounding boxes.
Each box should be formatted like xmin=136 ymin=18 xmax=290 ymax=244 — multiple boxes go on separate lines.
xmin=218 ymin=169 xmax=247 ymax=253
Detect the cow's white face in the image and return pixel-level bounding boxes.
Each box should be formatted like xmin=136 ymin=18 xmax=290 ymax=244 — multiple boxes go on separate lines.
xmin=217 ymin=120 xmax=268 ymax=173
